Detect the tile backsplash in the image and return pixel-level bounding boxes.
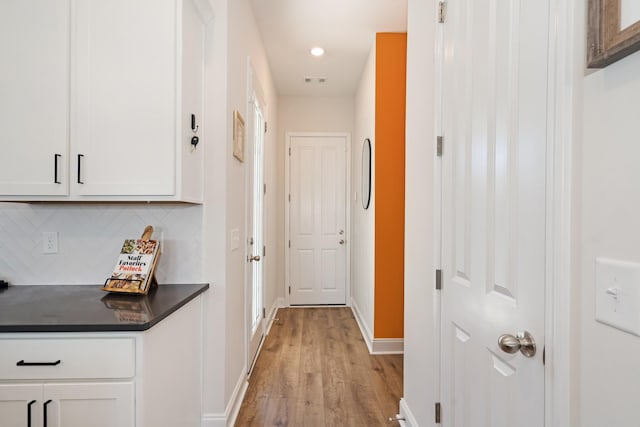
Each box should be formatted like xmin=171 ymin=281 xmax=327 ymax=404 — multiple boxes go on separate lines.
xmin=0 ymin=202 xmax=203 ymax=286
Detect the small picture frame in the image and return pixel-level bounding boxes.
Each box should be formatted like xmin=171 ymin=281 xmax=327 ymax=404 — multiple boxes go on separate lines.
xmin=233 ymin=110 xmax=245 ymax=162
xmin=588 ymin=0 xmax=640 ymax=68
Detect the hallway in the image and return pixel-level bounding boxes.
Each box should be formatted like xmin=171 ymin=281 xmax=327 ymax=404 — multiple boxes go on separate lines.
xmin=235 ymin=307 xmax=403 ymax=426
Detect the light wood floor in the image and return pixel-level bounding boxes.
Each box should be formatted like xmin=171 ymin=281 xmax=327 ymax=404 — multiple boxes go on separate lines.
xmin=235 ymin=307 xmax=403 ymax=427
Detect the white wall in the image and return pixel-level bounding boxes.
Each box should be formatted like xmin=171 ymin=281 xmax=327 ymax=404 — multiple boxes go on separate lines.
xmin=352 ymin=43 xmax=376 ymax=341
xmin=580 ymin=48 xmax=640 ymax=427
xmin=401 ymin=0 xmax=438 ymax=425
xmin=275 ymin=95 xmax=355 ymax=304
xmin=200 ymin=0 xmax=279 ymax=422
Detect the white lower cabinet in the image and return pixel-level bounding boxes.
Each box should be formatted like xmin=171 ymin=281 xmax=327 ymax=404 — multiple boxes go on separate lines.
xmin=0 ymin=297 xmax=203 ymax=427
xmin=0 ymin=382 xmax=134 ymax=427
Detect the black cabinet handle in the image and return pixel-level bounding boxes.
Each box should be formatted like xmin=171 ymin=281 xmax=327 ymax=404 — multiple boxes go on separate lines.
xmin=77 ymin=154 xmax=84 ymax=184
xmin=43 ymin=400 xmax=52 ymax=427
xmin=16 ymin=360 xmax=61 ymax=366
xmin=54 ymin=154 xmax=61 ymax=184
xmin=27 ymin=400 xmax=36 ymax=427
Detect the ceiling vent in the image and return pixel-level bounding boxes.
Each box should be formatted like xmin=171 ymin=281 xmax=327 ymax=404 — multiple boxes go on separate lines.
xmin=304 ymin=77 xmax=327 ymax=84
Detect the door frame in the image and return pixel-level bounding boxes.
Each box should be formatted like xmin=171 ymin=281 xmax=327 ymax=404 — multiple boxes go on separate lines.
xmin=284 ymin=132 xmax=351 ymax=307
xmin=432 ymin=0 xmax=575 ymax=425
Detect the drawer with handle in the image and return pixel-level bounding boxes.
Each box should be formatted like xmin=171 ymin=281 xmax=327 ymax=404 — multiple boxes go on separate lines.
xmin=0 ymin=338 xmax=135 ymax=380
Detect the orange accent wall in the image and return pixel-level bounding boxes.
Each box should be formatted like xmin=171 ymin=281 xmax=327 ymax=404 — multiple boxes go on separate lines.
xmin=374 ymin=33 xmax=407 ymax=339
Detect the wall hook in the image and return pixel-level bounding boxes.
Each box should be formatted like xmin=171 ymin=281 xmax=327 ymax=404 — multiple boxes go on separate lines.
xmin=191 ymin=114 xmax=199 ymax=133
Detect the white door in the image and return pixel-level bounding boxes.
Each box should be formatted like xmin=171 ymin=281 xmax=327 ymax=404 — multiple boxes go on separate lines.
xmin=43 ymin=382 xmax=134 ymax=427
xmin=0 ymin=383 xmax=42 ymax=427
xmin=73 ymin=0 xmax=176 ymax=196
xmin=288 ymin=134 xmax=347 ymax=305
xmin=246 ymin=87 xmax=266 ymax=370
xmin=0 ymin=0 xmax=69 ymax=196
xmin=440 ymin=0 xmax=549 ymax=426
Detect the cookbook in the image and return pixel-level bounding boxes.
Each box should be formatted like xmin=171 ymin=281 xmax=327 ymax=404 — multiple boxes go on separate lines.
xmin=102 ymin=238 xmax=160 ymax=295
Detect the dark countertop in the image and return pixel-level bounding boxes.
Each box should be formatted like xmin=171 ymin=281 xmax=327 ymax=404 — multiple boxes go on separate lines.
xmin=0 ymin=283 xmax=208 ymax=333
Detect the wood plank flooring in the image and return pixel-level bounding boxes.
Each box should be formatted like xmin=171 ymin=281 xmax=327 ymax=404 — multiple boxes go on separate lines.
xmin=235 ymin=307 xmax=403 ymax=427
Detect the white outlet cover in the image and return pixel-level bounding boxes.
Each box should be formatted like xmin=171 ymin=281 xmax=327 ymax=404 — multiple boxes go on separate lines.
xmin=595 ymin=257 xmax=640 ymax=336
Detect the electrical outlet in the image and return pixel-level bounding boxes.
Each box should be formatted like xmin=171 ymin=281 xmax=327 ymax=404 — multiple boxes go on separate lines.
xmin=43 ymin=232 xmax=59 ymax=254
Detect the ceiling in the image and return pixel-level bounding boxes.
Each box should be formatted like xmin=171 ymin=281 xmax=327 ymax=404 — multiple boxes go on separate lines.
xmin=248 ymin=0 xmax=408 ymax=97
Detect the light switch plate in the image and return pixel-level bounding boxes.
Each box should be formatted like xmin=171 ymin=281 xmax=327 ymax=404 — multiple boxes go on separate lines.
xmin=230 ymin=228 xmax=240 ymax=251
xmin=595 ymin=257 xmax=640 ymax=336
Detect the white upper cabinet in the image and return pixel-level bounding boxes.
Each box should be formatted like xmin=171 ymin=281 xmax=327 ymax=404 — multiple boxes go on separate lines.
xmin=0 ymin=0 xmax=210 ymax=202
xmin=0 ymin=0 xmax=70 ymax=196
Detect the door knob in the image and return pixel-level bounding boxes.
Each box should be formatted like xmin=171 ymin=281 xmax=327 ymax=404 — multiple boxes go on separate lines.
xmin=339 ymin=239 xmax=345 ymax=245
xmin=498 ymin=331 xmax=536 ymax=358
xmin=247 ymin=255 xmax=261 ymax=262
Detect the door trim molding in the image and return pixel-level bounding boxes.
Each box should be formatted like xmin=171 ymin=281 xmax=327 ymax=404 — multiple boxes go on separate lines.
xmin=544 ymin=0 xmax=576 ymax=425
xmin=284 ymin=132 xmax=351 ymax=307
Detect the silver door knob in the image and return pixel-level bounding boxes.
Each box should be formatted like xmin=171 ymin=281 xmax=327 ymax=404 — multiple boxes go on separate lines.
xmin=498 ymin=331 xmax=536 ymax=358
xmin=247 ymin=255 xmax=261 ymax=262
xmin=339 ymin=239 xmax=345 ymax=245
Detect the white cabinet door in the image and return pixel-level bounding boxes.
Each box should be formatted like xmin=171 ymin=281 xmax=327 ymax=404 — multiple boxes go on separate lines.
xmin=72 ymin=0 xmax=176 ymax=196
xmin=43 ymin=382 xmax=134 ymax=427
xmin=0 ymin=384 xmax=42 ymax=427
xmin=0 ymin=0 xmax=69 ymax=196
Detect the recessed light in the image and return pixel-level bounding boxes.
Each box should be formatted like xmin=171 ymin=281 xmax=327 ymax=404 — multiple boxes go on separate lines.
xmin=310 ymin=47 xmax=325 ymax=57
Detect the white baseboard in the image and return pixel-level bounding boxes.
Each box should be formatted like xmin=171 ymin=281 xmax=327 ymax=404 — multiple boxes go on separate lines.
xmin=399 ymin=398 xmax=419 ymax=427
xmin=201 ymin=414 xmax=225 ymax=427
xmin=350 ymin=300 xmax=374 ymax=353
xmin=203 ymin=298 xmax=284 ymax=427
xmin=202 ymin=370 xmax=248 ymax=427
xmin=350 ymin=301 xmax=404 ymax=355
xmin=265 ymin=297 xmax=285 ymax=335
xmin=372 ymin=338 xmax=404 ymax=354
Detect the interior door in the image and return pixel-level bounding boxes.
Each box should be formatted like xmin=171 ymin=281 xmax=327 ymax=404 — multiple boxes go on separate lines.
xmin=289 ymin=134 xmax=347 ymax=305
xmin=440 ymin=0 xmax=549 ymax=426
xmin=246 ymin=90 xmax=266 ymax=371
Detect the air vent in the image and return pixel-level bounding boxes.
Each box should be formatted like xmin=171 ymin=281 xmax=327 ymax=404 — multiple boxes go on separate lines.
xmin=303 ymin=77 xmax=327 ymax=84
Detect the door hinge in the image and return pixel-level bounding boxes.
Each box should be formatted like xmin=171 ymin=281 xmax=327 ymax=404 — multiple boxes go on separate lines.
xmin=436 ymin=269 xmax=442 ymax=290
xmin=435 ymin=402 xmax=441 ymax=423
xmin=437 ymin=136 xmax=443 ymax=157
xmin=264 ymin=183 xmax=267 ymax=194
xmin=264 ymin=122 xmax=268 ymax=133
xmin=288 ymin=286 xmax=291 ymax=295
xmin=288 ymin=240 xmax=291 ymax=248
xmin=263 ymin=245 xmax=266 ymax=257
xmin=438 ymin=1 xmax=447 ymax=23
xmin=288 ymin=147 xmax=291 ymax=156
xmin=288 ymin=194 xmax=291 ymax=202
xmin=262 ymin=307 xmax=266 ymax=318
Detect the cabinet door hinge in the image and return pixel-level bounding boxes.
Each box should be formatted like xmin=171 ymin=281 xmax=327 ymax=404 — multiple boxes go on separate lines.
xmin=436 ymin=269 xmax=442 ymax=290
xmin=437 ymin=136 xmax=444 ymax=157
xmin=438 ymin=1 xmax=447 ymax=23
xmin=262 ymin=307 xmax=266 ymax=318
xmin=264 ymin=122 xmax=268 ymax=133
xmin=435 ymin=402 xmax=442 ymax=423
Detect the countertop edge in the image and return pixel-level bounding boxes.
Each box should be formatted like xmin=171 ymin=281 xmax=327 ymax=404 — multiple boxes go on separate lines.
xmin=0 ymin=284 xmax=209 ymax=333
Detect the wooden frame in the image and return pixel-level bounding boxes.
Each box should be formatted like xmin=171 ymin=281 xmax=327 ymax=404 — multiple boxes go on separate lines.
xmin=233 ymin=110 xmax=245 ymax=162
xmin=588 ymin=0 xmax=640 ymax=68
